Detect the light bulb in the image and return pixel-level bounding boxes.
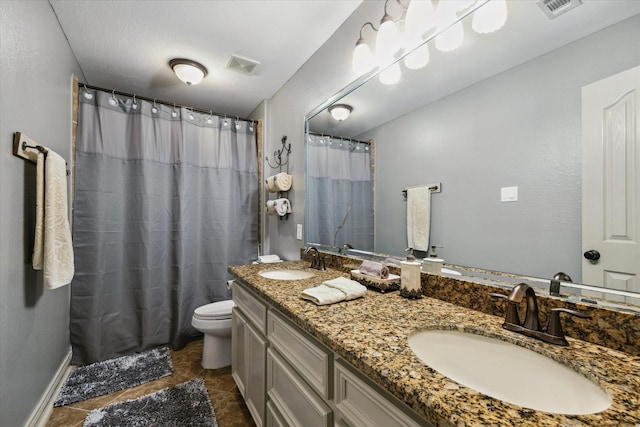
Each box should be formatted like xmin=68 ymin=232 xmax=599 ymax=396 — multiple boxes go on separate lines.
xmin=405 ymin=0 xmax=436 ymax=40
xmin=352 ymin=41 xmax=376 ymax=75
xmin=404 ymin=41 xmax=430 ymax=70
xmin=435 ymin=21 xmax=464 ymax=52
xmin=472 ymin=0 xmax=507 ymax=34
xmin=379 ymin=62 xmax=401 ymax=85
xmin=376 ymin=15 xmax=402 ymax=65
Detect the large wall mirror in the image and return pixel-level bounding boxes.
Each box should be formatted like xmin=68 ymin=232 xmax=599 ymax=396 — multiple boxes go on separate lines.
xmin=305 ymin=0 xmax=640 ymax=307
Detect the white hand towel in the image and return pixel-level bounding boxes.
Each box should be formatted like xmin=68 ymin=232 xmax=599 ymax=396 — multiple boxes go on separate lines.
xmin=266 ymin=175 xmax=278 ymax=192
xmin=301 ymin=284 xmax=346 ymax=305
xmin=266 ymin=200 xmax=278 ymax=215
xmin=274 ymin=173 xmax=292 ymax=192
xmin=258 ymin=254 xmax=282 ymax=263
xmin=323 ymin=277 xmax=367 ymax=301
xmin=34 ymin=151 xmax=75 ymax=289
xmin=274 ymin=198 xmax=291 ymax=216
xmin=406 ymin=186 xmax=431 ymax=252
xmin=32 ymin=152 xmax=45 ymax=269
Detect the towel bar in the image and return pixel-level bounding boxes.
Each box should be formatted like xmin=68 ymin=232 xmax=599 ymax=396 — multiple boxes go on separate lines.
xmin=402 ymin=183 xmax=441 ymax=198
xmin=13 ymin=131 xmax=70 ymax=176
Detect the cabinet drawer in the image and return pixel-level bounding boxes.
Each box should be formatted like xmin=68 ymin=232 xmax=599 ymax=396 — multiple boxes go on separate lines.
xmin=233 ymin=280 xmax=268 ymax=334
xmin=267 ymin=347 xmax=332 ymax=427
xmin=335 ymin=359 xmax=427 ymax=427
xmin=267 ymin=310 xmax=333 ymax=399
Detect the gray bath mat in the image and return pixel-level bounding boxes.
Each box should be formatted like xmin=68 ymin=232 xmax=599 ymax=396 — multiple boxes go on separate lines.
xmin=55 ymin=347 xmax=173 ymax=406
xmin=83 ymin=378 xmax=217 ymax=427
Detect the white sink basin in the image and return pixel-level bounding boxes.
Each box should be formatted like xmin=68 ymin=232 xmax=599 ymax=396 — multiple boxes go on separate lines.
xmin=408 ymin=330 xmax=611 ymax=415
xmin=259 ymin=270 xmax=315 ymax=280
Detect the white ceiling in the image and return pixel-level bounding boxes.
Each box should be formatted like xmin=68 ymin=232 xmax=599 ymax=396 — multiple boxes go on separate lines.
xmin=49 ymin=0 xmax=362 ymax=118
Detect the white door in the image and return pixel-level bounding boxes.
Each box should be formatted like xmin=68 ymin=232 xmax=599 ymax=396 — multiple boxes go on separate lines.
xmin=582 ymin=65 xmax=640 ymax=301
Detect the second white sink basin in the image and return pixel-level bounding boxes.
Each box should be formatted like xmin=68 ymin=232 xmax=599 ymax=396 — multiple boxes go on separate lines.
xmin=408 ymin=329 xmax=611 ymax=415
xmin=259 ymin=269 xmax=315 ymax=280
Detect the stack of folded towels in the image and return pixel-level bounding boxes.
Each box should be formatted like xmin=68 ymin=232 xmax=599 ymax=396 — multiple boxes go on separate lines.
xmin=359 ymin=260 xmax=390 ymax=279
xmin=301 ymin=277 xmax=367 ymax=305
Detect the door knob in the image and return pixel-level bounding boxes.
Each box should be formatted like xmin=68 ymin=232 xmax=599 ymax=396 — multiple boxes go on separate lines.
xmin=583 ymin=250 xmax=600 ymax=261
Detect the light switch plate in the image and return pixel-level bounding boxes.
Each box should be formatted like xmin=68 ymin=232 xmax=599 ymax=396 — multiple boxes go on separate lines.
xmin=501 ymin=186 xmax=518 ymax=202
xmin=296 ymin=224 xmax=303 ymax=240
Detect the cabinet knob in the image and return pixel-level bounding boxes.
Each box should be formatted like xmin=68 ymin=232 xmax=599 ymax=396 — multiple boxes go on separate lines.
xmin=583 ymin=250 xmax=600 ymax=261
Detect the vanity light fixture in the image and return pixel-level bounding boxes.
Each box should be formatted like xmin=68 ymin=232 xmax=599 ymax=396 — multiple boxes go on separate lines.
xmin=351 ymin=0 xmax=509 ymax=80
xmin=472 ymin=0 xmax=508 ymax=34
xmin=169 ymin=58 xmax=208 ymax=86
xmin=352 ymin=22 xmax=378 ymax=75
xmin=328 ymin=104 xmax=353 ymax=121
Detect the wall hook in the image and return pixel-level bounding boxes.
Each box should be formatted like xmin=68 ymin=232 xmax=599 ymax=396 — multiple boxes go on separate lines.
xmin=266 ymin=135 xmax=291 ymax=170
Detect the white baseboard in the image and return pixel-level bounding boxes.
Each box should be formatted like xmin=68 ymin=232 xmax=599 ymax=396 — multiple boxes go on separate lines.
xmin=26 ymin=349 xmax=72 ymax=427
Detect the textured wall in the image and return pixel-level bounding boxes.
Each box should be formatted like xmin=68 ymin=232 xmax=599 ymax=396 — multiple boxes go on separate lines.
xmin=365 ymin=15 xmax=640 ymax=282
xmin=0 ymin=2 xmax=83 ymax=425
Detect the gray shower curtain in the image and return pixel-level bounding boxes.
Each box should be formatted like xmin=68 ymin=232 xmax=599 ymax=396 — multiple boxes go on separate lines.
xmin=71 ymin=89 xmax=258 ymax=364
xmin=306 ymin=134 xmax=373 ymax=251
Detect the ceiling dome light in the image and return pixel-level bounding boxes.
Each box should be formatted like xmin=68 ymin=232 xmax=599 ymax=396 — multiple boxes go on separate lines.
xmin=328 ymin=104 xmax=353 ymax=121
xmin=169 ymin=58 xmax=208 ymax=86
xmin=472 ymin=0 xmax=508 ymax=34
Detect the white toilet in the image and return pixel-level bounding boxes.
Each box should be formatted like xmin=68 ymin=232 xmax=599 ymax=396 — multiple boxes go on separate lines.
xmin=191 ymin=299 xmax=235 ymax=369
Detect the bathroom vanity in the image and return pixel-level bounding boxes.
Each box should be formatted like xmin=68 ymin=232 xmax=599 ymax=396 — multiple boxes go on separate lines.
xmin=229 ymin=261 xmax=640 ymax=427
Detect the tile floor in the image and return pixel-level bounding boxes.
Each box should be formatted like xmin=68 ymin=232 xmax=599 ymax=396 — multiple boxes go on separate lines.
xmin=46 ymin=339 xmax=256 ymax=427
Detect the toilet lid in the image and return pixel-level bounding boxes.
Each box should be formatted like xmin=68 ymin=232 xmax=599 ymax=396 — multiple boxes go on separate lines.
xmin=194 ymin=300 xmax=235 ymax=320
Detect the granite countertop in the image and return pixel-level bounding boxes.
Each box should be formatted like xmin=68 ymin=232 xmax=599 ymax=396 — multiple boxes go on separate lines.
xmin=229 ymin=261 xmax=640 ymax=427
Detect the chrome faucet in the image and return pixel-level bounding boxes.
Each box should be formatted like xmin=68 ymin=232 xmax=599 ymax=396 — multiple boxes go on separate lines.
xmin=491 ymin=283 xmax=590 ymax=346
xmin=304 ymin=246 xmax=325 ymax=271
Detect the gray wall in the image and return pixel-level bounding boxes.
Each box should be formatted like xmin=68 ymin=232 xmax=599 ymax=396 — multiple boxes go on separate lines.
xmin=0 ymin=2 xmax=83 ymax=425
xmin=364 ymin=15 xmax=640 ymax=281
xmin=266 ymin=2 xmax=381 ymax=260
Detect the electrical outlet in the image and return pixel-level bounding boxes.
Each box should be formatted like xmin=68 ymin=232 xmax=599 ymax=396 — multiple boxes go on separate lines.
xmin=296 ymin=224 xmax=303 ymax=240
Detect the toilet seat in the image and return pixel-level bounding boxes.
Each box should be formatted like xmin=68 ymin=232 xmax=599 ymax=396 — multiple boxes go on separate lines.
xmin=194 ymin=300 xmax=235 ymax=320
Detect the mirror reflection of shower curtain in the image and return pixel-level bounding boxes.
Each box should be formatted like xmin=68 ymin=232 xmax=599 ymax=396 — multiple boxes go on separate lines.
xmin=70 ymin=89 xmax=258 ymax=364
xmin=306 ymin=134 xmax=373 ymax=251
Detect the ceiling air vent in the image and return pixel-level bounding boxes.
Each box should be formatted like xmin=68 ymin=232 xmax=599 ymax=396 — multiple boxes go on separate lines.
xmin=537 ymin=0 xmax=582 ymax=19
xmin=225 ymin=54 xmax=260 ymax=76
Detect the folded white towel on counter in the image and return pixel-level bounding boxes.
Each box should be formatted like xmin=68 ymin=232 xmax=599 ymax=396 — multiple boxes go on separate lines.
xmin=322 ymin=277 xmax=367 ymax=301
xmin=258 ymin=254 xmax=283 ymax=263
xmin=301 ymin=284 xmax=347 ymax=305
xmin=33 ymin=150 xmax=74 ymax=289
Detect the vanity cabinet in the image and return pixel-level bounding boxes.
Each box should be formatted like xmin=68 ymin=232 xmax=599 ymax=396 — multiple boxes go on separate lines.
xmin=232 ymin=278 xmax=430 ymax=427
xmin=232 ymin=282 xmax=268 ymax=427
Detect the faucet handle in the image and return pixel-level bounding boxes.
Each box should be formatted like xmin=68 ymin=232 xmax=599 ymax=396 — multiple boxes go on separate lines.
xmin=546 ymin=308 xmax=591 ymax=345
xmin=317 ymin=255 xmax=326 ymax=271
xmin=490 ymin=293 xmax=521 ymax=326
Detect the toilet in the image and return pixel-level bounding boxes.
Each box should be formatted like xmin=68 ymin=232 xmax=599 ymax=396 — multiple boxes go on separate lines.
xmin=191 ymin=299 xmax=235 ymax=369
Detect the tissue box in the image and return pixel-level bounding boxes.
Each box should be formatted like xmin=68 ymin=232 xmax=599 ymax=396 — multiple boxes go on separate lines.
xmin=350 ymin=270 xmax=400 ymax=293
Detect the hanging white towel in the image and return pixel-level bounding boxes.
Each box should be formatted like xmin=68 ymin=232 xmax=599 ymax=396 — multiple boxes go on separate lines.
xmin=32 ymin=152 xmax=45 ymax=269
xmin=406 ymin=186 xmax=431 ymax=252
xmin=32 ymin=150 xmax=75 ymax=289
xmin=266 ymin=173 xmax=292 ymax=193
xmin=266 ymin=198 xmax=291 ymax=217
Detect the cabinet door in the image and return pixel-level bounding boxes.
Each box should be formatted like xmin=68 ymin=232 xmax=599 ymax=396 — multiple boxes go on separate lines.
xmin=231 ymin=308 xmax=247 ymax=397
xmin=246 ymin=319 xmax=268 ymax=427
xmin=267 ymin=348 xmax=332 ymax=427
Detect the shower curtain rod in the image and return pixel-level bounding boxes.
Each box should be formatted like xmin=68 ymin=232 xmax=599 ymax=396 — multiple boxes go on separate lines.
xmin=308 ymin=131 xmax=372 ymax=145
xmin=80 ymin=83 xmax=255 ymax=123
